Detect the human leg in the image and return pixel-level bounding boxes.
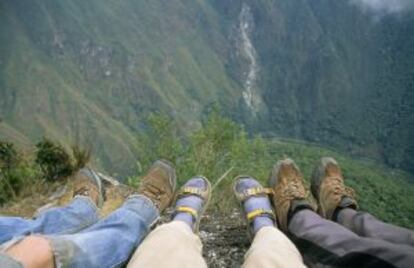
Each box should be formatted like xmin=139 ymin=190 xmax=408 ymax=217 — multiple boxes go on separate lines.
xmin=269 ymin=158 xmax=414 ymax=268
xmin=5 ymin=236 xmax=53 ymax=268
xmin=128 ymin=176 xmax=211 ymax=268
xmin=3 ymin=160 xmax=176 ymax=268
xmin=243 ymin=226 xmax=306 ymax=268
xmin=312 ymin=157 xmax=414 ymax=247
xmin=2 ymin=195 xmax=158 ymax=268
xmin=128 ymin=221 xmax=206 ymax=268
xmin=337 ymin=209 xmax=414 ymax=247
xmin=233 ymin=176 xmax=305 ymax=268
xmin=47 ymin=195 xmax=159 ymax=267
xmin=289 ymin=209 xmax=414 ymax=268
xmin=0 ymin=168 xmax=104 ymax=244
xmin=0 ymin=196 xmax=99 ymax=245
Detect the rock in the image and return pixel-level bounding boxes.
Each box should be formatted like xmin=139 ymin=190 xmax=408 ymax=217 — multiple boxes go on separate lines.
xmin=157 ymin=209 xmax=250 ymax=267
xmin=201 ymin=210 xmax=250 ymax=267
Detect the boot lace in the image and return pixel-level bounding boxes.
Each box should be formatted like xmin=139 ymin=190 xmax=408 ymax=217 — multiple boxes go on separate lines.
xmin=325 ymin=177 xmax=355 ymax=200
xmin=282 ymin=178 xmax=306 ymax=199
xmin=74 ymin=182 xmax=99 ymax=202
xmin=276 ymin=176 xmax=307 ymax=204
xmin=140 ymin=181 xmax=167 ymax=209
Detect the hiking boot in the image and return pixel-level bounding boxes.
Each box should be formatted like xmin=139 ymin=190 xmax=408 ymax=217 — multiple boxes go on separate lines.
xmin=136 ymin=160 xmax=177 ymax=212
xmin=268 ymin=159 xmax=315 ymax=233
xmin=172 ymin=176 xmax=211 ymax=233
xmin=311 ymin=157 xmax=357 ymax=220
xmin=233 ymin=175 xmax=275 ymax=239
xmin=73 ymin=168 xmax=105 ymax=208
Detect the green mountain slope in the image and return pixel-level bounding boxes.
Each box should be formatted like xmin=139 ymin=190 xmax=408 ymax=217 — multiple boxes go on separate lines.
xmin=249 ymin=1 xmax=414 ymax=172
xmin=0 ymin=0 xmax=239 ymax=175
xmin=0 ymin=0 xmax=413 ymax=176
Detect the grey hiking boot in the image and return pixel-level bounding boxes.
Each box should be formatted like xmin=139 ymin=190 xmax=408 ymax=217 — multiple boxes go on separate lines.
xmin=73 ymin=168 xmax=105 ymax=208
xmin=268 ymin=159 xmax=316 ymax=233
xmin=311 ymin=157 xmax=357 ymax=220
xmin=136 ymin=160 xmax=177 ymax=212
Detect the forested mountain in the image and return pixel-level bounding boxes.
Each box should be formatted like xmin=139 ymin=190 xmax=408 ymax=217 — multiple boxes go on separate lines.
xmin=0 ymin=0 xmax=413 ymax=176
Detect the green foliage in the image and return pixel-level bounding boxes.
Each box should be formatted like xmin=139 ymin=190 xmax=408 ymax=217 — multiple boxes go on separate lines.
xmin=181 ymin=111 xmax=243 ymax=180
xmin=35 ymin=138 xmax=75 ymax=181
xmin=131 ymin=113 xmax=414 ymax=228
xmin=136 ymin=113 xmax=183 ymax=172
xmin=0 ymin=139 xmax=91 ymax=204
xmin=135 ymin=111 xmax=261 ymax=181
xmin=0 ymin=141 xmax=20 ymax=201
xmin=0 ymin=141 xmax=41 ymax=204
xmin=0 ymin=141 xmax=18 ymax=170
xmin=35 ymin=139 xmax=91 ymax=181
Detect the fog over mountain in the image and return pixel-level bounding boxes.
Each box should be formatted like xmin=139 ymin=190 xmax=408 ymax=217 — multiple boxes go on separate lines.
xmin=351 ymin=0 xmax=414 ymax=14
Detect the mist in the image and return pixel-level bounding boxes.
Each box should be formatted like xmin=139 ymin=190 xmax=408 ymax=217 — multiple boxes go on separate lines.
xmin=350 ymin=0 xmax=414 ymax=14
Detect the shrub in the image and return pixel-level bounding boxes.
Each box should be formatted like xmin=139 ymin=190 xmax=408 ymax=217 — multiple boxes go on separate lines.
xmin=71 ymin=144 xmax=91 ymax=171
xmin=35 ymin=139 xmax=92 ymax=181
xmin=0 ymin=140 xmax=41 ymax=203
xmin=136 ymin=113 xmax=183 ymax=171
xmin=0 ymin=141 xmax=20 ymax=200
xmin=130 ymin=111 xmax=414 ymax=227
xmin=0 ymin=139 xmax=90 ymax=204
xmin=35 ymin=138 xmax=74 ymax=181
xmin=0 ymin=141 xmax=18 ymax=170
xmin=132 ymin=111 xmax=267 ymax=210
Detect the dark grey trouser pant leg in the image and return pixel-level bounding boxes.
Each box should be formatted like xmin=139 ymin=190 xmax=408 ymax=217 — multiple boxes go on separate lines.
xmin=288 ymin=209 xmax=414 ymax=268
xmin=337 ymin=208 xmax=414 ymax=247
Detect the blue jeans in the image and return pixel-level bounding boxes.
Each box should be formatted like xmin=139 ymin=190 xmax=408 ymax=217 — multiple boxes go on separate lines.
xmin=0 ymin=195 xmax=159 ymax=268
xmin=0 ymin=196 xmax=100 ymax=244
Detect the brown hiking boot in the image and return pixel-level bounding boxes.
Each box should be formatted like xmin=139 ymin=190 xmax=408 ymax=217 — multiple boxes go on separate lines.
xmin=137 ymin=160 xmax=177 ymax=212
xmin=73 ymin=168 xmax=105 ymax=208
xmin=268 ymin=159 xmax=315 ymax=233
xmin=311 ymin=157 xmax=357 ymax=220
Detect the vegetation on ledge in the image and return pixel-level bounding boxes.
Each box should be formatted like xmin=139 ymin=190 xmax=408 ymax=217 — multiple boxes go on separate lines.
xmin=1 ymin=113 xmax=413 ymax=228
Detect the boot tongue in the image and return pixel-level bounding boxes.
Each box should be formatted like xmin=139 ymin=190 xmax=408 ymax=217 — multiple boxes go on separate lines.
xmin=325 ymin=163 xmax=341 ymax=177
xmin=142 ymin=183 xmax=167 ymax=209
xmin=73 ymin=178 xmax=99 ymax=205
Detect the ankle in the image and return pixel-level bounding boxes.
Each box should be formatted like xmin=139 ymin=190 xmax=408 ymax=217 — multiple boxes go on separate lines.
xmin=172 ymin=193 xmax=204 ymax=231
xmin=288 ymin=199 xmax=315 ymax=225
xmin=331 ymin=196 xmax=357 ymax=221
xmin=173 ymin=212 xmax=195 ymax=229
xmin=244 ymin=195 xmax=275 ymax=234
xmin=252 ymin=216 xmax=275 ymax=233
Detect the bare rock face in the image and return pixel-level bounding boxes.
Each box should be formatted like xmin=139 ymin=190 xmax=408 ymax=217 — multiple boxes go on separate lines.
xmin=159 ymin=209 xmax=250 ymax=267
xmin=200 ymin=210 xmax=250 ymax=267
